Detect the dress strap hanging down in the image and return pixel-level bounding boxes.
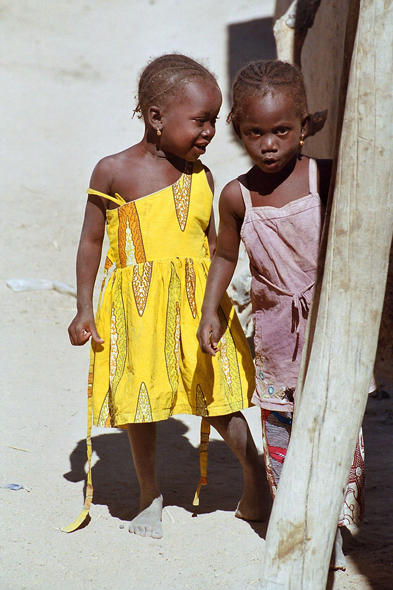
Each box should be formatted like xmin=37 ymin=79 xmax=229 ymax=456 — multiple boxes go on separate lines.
xmin=193 ymin=418 xmax=210 ymax=506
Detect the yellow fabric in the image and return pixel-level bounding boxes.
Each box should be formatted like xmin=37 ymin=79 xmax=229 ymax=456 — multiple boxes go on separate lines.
xmin=193 ymin=417 xmax=210 ymax=506
xmin=88 ymin=160 xmax=255 ymax=427
xmin=61 ymin=388 xmax=93 ymax=532
xmin=87 ymin=188 xmax=126 ymax=207
xmin=63 ymin=160 xmax=254 ymax=531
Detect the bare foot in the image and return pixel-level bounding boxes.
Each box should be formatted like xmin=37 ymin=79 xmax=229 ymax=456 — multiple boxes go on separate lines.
xmin=235 ymin=473 xmax=272 ymax=522
xmin=129 ymin=495 xmax=163 ymax=539
xmin=330 ymin=527 xmax=346 ymax=570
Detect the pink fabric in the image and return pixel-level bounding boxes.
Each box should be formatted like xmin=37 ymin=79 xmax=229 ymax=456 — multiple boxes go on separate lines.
xmin=239 ymin=158 xmax=324 ymax=411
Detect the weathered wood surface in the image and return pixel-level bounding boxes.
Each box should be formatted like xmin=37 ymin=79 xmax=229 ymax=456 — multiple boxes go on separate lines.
xmin=258 ymin=0 xmax=393 ymax=588
xmin=273 ymin=0 xmax=328 ymax=137
xmin=273 ymin=0 xmax=322 ymax=66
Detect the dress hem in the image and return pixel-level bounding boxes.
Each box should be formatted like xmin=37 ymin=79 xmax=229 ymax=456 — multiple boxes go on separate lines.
xmin=93 ymin=400 xmax=253 ymax=427
xmin=251 ymin=391 xmax=294 ymax=412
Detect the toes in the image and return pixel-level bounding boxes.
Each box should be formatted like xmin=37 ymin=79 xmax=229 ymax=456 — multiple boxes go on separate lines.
xmin=129 ymin=522 xmax=162 ymax=539
xmin=130 ymin=524 xmax=147 ymax=537
xmin=128 ymin=496 xmax=163 ymax=538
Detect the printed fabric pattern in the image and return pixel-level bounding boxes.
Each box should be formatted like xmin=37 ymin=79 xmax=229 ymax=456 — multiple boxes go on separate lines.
xmin=88 ymin=160 xmax=255 ymax=428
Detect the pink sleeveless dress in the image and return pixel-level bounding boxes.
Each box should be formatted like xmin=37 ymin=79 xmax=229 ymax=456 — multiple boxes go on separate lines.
xmin=238 ymin=158 xmax=370 ymax=524
xmin=239 ymin=158 xmax=324 ymax=412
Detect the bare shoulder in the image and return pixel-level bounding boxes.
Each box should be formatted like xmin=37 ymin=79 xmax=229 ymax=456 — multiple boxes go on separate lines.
xmin=220 ymin=178 xmax=245 ymax=220
xmin=90 ymin=146 xmax=139 ymax=193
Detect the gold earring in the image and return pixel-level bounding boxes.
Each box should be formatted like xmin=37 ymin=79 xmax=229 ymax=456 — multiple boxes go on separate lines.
xmin=157 ymin=128 xmax=162 ymax=136
xmin=299 ymin=134 xmax=304 ymax=147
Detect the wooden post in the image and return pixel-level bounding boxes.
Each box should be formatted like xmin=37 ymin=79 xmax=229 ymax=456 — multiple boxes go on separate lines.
xmin=259 ymin=0 xmax=393 ymax=588
xmin=273 ymin=0 xmax=322 ymax=66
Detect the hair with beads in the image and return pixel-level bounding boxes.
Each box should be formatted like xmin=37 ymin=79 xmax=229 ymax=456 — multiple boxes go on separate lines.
xmin=228 ymin=60 xmax=308 ymax=125
xmin=134 ymin=54 xmax=218 ymax=120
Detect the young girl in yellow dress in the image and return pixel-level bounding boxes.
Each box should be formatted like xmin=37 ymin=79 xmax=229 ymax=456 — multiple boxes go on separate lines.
xmin=67 ymin=54 xmax=270 ymax=538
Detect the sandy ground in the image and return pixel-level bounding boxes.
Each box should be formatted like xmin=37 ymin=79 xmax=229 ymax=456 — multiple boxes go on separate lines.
xmin=1 ymin=2 xmax=393 ymax=589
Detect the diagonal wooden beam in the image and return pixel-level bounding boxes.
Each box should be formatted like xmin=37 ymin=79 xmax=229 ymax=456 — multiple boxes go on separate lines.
xmin=274 ymin=0 xmax=322 ymax=67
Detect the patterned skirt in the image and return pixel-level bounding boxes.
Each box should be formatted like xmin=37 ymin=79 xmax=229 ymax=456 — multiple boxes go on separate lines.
xmin=261 ymin=409 xmax=365 ymax=525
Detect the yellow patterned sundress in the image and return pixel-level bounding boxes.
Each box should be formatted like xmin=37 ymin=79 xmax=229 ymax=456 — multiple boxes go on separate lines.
xmin=63 ymin=160 xmax=254 ymax=531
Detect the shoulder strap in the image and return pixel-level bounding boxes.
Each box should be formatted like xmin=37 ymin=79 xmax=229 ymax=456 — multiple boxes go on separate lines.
xmin=87 ymin=188 xmax=126 ymax=207
xmin=308 ymin=158 xmax=318 ymax=195
xmin=237 ymin=176 xmax=253 ymax=209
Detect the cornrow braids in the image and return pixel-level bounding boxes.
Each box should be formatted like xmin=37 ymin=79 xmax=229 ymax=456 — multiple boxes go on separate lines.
xmin=134 ymin=54 xmax=217 ymax=120
xmin=228 ymin=60 xmax=308 ymax=125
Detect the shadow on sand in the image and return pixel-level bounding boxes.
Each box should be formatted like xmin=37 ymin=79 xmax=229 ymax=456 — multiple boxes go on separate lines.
xmin=64 ymin=395 xmax=393 ymax=586
xmin=327 ymin=394 xmax=393 ymax=590
xmin=64 ymin=416 xmax=268 ymax=538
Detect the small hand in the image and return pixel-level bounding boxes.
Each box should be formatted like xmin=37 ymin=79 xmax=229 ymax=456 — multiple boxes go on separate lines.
xmin=68 ymin=310 xmax=104 ymax=346
xmin=197 ymin=311 xmax=223 ymax=356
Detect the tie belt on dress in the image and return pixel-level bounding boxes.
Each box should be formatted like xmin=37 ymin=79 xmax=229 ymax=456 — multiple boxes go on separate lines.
xmin=256 ymin=274 xmax=315 ymax=334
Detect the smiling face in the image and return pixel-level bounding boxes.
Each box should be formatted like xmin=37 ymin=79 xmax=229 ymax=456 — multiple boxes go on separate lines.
xmin=236 ymin=90 xmax=307 ymax=174
xmin=155 ymin=79 xmax=222 ymax=162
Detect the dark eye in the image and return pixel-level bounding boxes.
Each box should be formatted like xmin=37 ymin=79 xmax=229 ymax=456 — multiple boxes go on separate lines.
xmin=276 ymin=127 xmax=289 ymax=135
xmin=251 ymin=128 xmax=262 ymax=136
xmin=194 ymin=118 xmax=205 ymax=125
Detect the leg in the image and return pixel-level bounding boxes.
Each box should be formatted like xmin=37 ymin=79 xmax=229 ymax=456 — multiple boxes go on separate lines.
xmin=331 ymin=428 xmax=365 ymax=570
xmin=261 ymin=408 xmax=292 ymax=497
xmin=205 ymin=411 xmax=271 ymax=522
xmin=262 ymin=411 xmax=363 ymax=570
xmin=330 ymin=527 xmax=346 ymax=571
xmin=127 ymin=423 xmax=163 ymax=539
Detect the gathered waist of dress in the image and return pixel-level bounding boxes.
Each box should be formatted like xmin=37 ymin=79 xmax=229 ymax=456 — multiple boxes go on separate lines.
xmin=252 ymin=272 xmax=315 ymax=334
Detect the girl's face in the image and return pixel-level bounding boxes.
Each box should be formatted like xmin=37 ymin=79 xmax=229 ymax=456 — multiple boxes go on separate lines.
xmin=236 ymin=91 xmax=307 ymax=174
xmin=157 ymin=79 xmax=222 ymax=161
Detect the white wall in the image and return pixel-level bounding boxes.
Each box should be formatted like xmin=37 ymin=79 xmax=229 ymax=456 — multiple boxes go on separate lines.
xmin=1 ymin=0 xmax=275 ymax=204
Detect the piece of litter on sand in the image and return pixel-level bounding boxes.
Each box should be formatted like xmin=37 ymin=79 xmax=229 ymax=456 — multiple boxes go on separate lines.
xmin=2 ymin=483 xmax=31 ymax=492
xmin=164 ymin=507 xmax=175 ymax=522
xmin=6 ymin=278 xmax=77 ymax=297
xmin=7 ymin=278 xmax=53 ymax=292
xmin=52 ymin=281 xmax=77 ymax=297
xmin=4 ymin=444 xmax=30 ymax=452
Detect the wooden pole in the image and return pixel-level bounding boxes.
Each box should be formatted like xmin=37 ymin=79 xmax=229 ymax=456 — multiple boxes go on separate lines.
xmin=259 ymin=0 xmax=393 ymax=588
xmin=273 ymin=0 xmax=322 ymax=66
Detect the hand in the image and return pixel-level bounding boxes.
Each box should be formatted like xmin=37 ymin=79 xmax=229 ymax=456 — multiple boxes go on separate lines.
xmin=197 ymin=311 xmax=223 ymax=356
xmin=68 ymin=310 xmax=104 ymax=346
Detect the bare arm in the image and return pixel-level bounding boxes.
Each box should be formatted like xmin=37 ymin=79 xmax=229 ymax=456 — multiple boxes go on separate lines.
xmin=197 ymin=180 xmax=245 ymax=355
xmin=68 ymin=160 xmax=111 ymax=346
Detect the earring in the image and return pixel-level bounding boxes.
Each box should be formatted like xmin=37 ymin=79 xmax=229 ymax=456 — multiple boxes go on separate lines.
xmin=299 ymin=133 xmax=304 ymax=147
xmin=157 ymin=128 xmax=162 ymax=136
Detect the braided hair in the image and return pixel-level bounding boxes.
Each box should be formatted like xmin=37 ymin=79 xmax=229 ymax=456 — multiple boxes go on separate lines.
xmin=134 ymin=54 xmax=218 ymax=120
xmin=228 ymin=60 xmax=308 ymax=125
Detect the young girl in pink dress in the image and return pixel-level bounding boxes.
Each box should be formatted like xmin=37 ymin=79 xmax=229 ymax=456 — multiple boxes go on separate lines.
xmin=198 ymin=59 xmax=372 ymax=569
